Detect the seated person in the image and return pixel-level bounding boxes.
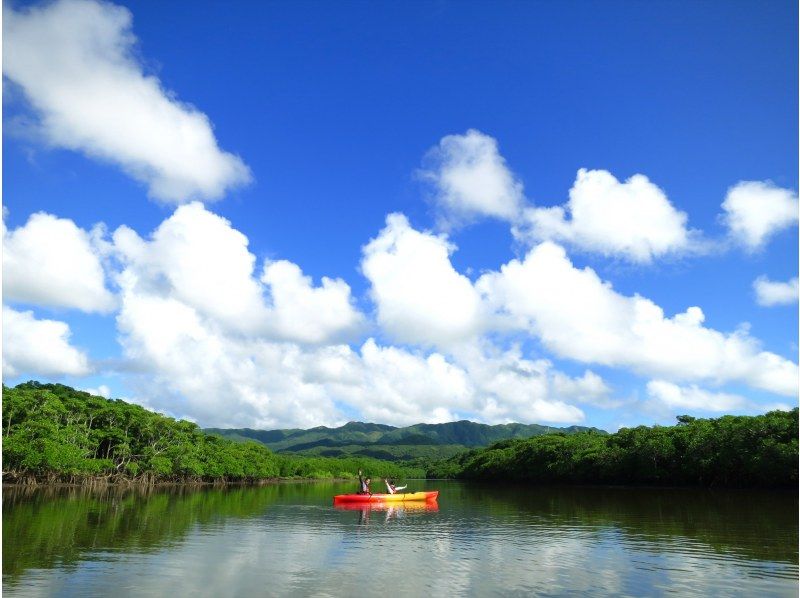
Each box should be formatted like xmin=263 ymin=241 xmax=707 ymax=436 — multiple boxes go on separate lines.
xmin=384 ymin=478 xmax=407 ymax=494
xmin=357 ymin=469 xmax=371 ymax=494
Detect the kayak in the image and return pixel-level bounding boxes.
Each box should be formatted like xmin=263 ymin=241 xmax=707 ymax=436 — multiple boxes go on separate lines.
xmin=333 ymin=491 xmax=438 ymax=504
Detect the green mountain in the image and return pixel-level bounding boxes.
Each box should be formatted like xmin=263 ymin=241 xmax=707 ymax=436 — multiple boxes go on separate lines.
xmin=206 ymin=420 xmax=606 ymax=461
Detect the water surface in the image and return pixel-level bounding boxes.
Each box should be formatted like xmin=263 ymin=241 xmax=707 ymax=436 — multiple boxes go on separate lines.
xmin=3 ymin=481 xmax=797 ymax=596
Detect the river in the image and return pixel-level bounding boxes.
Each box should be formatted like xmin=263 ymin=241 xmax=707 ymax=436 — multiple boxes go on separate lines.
xmin=3 ymin=481 xmax=797 ymax=596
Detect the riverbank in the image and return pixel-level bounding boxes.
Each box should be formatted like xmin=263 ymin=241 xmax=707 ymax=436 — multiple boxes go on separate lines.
xmin=430 ymin=408 xmax=799 ymax=489
xmin=1 ymin=475 xmax=355 ymax=488
xmin=3 ymin=382 xmax=425 ymax=484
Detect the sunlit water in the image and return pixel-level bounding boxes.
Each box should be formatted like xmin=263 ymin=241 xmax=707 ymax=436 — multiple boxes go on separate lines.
xmin=3 ymin=481 xmax=797 ymax=596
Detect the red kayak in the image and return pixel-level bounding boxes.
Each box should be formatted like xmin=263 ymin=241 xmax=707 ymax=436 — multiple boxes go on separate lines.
xmin=333 ymin=490 xmax=439 ymax=504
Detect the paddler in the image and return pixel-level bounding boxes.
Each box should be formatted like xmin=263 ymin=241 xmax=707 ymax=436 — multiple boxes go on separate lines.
xmin=357 ymin=469 xmax=371 ymax=494
xmin=384 ymin=478 xmax=407 ymax=494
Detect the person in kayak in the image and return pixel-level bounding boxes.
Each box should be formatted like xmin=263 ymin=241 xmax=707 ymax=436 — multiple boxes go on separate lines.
xmin=384 ymin=478 xmax=407 ymax=494
xmin=357 ymin=469 xmax=371 ymax=494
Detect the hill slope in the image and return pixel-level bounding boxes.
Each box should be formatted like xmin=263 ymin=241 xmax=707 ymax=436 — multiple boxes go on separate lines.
xmin=206 ymin=420 xmax=607 ymax=460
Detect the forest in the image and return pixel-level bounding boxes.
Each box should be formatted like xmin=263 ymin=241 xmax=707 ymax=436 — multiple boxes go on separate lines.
xmin=2 ymin=382 xmax=424 ymax=484
xmin=3 ymin=382 xmax=797 ymax=488
xmin=427 ymin=409 xmax=798 ymax=488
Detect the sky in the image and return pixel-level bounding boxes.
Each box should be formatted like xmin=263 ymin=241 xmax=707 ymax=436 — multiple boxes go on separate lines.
xmin=2 ymin=0 xmax=798 ymax=431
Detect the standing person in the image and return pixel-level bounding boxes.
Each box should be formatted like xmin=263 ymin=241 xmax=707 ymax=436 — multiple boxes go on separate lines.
xmin=358 ymin=469 xmax=371 ymax=494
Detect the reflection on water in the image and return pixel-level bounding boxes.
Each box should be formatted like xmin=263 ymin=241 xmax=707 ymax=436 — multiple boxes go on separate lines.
xmin=3 ymin=481 xmax=797 ymax=597
xmin=334 ymin=501 xmax=439 ymax=525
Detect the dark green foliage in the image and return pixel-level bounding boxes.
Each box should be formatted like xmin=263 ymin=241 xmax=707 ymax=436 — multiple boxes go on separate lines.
xmin=428 ymin=410 xmax=798 ymax=488
xmin=2 ymin=382 xmax=423 ymax=484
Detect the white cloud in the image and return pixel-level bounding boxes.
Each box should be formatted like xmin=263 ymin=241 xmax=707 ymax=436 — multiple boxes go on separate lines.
xmin=477 ymin=241 xmax=798 ymax=396
xmin=83 ymin=384 xmax=111 ymax=398
xmin=113 ymin=202 xmax=270 ymax=333
xmin=753 ymin=276 xmax=799 ymax=307
xmin=329 ymin=341 xmax=590 ymax=426
xmin=110 ymin=206 xmax=477 ymax=427
xmin=721 ymin=181 xmax=798 ymax=250
xmin=116 ymin=278 xmax=588 ymax=427
xmin=645 ymin=380 xmax=794 ymax=416
xmin=312 ymin=340 xmax=471 ymax=426
xmin=113 ymin=202 xmax=362 ymax=344
xmin=115 ymin=288 xmax=463 ymax=427
xmin=110 ymin=206 xmax=590 ymax=427
xmin=361 ymin=213 xmax=484 ymax=347
xmin=3 ymin=211 xmax=115 ymax=312
xmin=646 ymin=380 xmax=747 ymax=412
xmin=421 ymin=130 xmax=698 ymax=262
xmin=2 ymin=305 xmax=91 ymax=377
xmin=519 ymin=169 xmax=694 ymax=263
xmin=115 ymin=285 xmax=343 ymax=428
xmin=3 ymin=0 xmax=251 ymax=202
xmin=420 ymin=129 xmax=524 ymax=226
xmin=550 ymin=370 xmax=621 ymax=409
xmin=261 ymin=260 xmax=364 ymax=344
xmin=449 ymin=344 xmax=589 ymax=423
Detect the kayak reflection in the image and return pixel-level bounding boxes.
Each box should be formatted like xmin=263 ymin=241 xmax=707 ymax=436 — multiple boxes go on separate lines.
xmin=335 ymin=501 xmax=439 ymax=524
xmin=334 ymin=502 xmax=439 ymax=513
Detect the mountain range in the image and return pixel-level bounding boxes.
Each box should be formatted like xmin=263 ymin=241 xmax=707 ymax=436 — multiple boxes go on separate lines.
xmin=206 ymin=420 xmax=607 ymax=461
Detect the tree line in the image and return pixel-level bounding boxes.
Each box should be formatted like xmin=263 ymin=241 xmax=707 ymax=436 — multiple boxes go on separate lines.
xmin=2 ymin=382 xmax=424 ymax=484
xmin=5 ymin=382 xmax=796 ymax=488
xmin=426 ymin=409 xmax=798 ymax=487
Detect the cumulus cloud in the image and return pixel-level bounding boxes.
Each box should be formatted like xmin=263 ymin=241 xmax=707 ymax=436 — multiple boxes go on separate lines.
xmin=519 ymin=169 xmax=694 ymax=263
xmin=110 ymin=205 xmax=469 ymax=427
xmin=645 ymin=380 xmax=793 ymax=416
xmin=753 ymin=276 xmax=799 ymax=307
xmin=116 ymin=297 xmax=586 ymax=428
xmin=362 ymin=213 xmax=484 ymax=347
xmin=646 ymin=380 xmax=747 ymax=412
xmin=420 ymin=129 xmax=525 ymax=227
xmin=260 ymin=260 xmax=364 ymax=344
xmin=311 ymin=339 xmax=596 ymax=426
xmin=477 ymin=242 xmax=798 ymax=396
xmin=3 ymin=211 xmax=115 ymax=312
xmin=116 ymin=292 xmax=591 ymax=427
xmin=550 ymin=370 xmax=622 ymax=409
xmin=3 ymin=0 xmax=251 ymax=202
xmin=721 ymin=181 xmax=798 ymax=250
xmin=3 ymin=306 xmax=91 ymax=377
xmin=82 ymin=384 xmax=112 ymax=398
xmin=113 ymin=202 xmax=362 ymax=343
xmin=448 ymin=344 xmax=590 ymax=423
xmin=115 ymin=286 xmax=343 ymax=428
xmin=421 ymin=131 xmax=698 ymax=262
xmin=110 ymin=205 xmax=591 ymax=427
xmin=310 ymin=340 xmax=472 ymax=425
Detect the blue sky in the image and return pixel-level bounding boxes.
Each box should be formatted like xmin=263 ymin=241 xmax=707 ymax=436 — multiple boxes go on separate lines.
xmin=3 ymin=0 xmax=798 ymax=431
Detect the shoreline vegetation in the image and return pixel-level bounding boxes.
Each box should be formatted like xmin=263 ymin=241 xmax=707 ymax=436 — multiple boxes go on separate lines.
xmin=432 ymin=408 xmax=798 ymax=488
xmin=3 ymin=382 xmax=424 ymax=487
xmin=3 ymin=382 xmax=797 ymax=489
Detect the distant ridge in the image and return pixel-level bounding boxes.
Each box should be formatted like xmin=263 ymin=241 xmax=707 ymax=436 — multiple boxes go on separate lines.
xmin=206 ymin=420 xmax=607 ymax=461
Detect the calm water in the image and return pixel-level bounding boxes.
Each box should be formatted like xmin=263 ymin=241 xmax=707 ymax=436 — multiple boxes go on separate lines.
xmin=3 ymin=481 xmax=797 ymax=597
